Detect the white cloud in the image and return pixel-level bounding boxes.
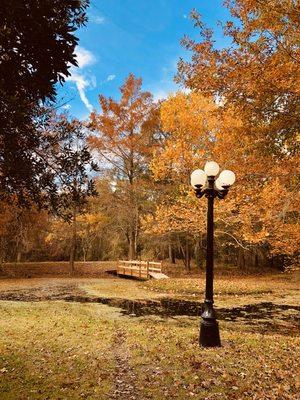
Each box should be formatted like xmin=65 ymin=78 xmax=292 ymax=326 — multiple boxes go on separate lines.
xmin=152 ymin=87 xmax=192 ymax=102
xmin=62 ymin=104 xmax=71 ymax=110
xmin=68 ymin=71 xmax=94 ymax=112
xmin=106 ymin=74 xmax=116 ymax=82
xmin=75 ymin=46 xmax=96 ymax=69
xmin=90 ymin=15 xmax=105 ymax=24
xmin=181 ymin=87 xmax=191 ymax=95
xmin=67 ymin=46 xmax=96 ymax=112
xmin=152 ymin=89 xmax=172 ymax=102
xmin=90 ymin=75 xmax=97 ymax=88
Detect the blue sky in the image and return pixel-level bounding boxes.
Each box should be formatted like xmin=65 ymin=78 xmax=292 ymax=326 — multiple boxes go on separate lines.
xmin=58 ymin=0 xmax=232 ymax=120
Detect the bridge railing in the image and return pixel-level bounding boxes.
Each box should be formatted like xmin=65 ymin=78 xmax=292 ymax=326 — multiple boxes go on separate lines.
xmin=117 ymin=260 xmax=162 ymax=279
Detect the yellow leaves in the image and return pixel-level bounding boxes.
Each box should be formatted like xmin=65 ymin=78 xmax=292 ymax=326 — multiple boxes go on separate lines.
xmin=160 ymin=92 xmax=216 ymax=136
xmin=45 ymin=219 xmax=73 ymax=244
xmin=144 ymin=191 xmax=207 ymax=236
xmin=150 ymin=85 xmax=300 ymax=256
xmin=76 ymin=212 xmax=109 ymax=241
xmin=45 ymin=233 xmax=54 ymax=243
xmin=88 ymin=73 xmax=158 ymax=184
xmin=0 ymin=201 xmax=15 ymax=236
xmin=152 ymin=92 xmax=219 ymax=182
xmin=77 ymin=212 xmax=107 ymax=226
xmin=235 ymin=175 xmax=300 ymax=254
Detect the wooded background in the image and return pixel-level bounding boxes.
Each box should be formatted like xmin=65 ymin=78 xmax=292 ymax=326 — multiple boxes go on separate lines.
xmin=0 ymin=0 xmax=299 ymax=272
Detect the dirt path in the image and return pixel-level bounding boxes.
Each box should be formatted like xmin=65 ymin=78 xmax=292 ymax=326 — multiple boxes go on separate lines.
xmin=110 ymin=327 xmax=139 ymax=400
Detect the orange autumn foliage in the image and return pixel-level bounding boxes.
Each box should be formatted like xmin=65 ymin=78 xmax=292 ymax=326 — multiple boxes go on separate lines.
xmin=88 ymin=74 xmax=160 ymax=259
xmin=149 ymin=89 xmax=299 ymax=256
xmin=149 ymin=0 xmax=300 ymax=257
xmin=89 ymin=73 xmax=158 ymax=182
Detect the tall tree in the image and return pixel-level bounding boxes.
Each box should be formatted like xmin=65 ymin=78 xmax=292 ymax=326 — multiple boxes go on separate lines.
xmin=89 ymin=74 xmax=159 ymax=259
xmin=147 ymin=92 xmax=240 ymax=268
xmin=0 ymin=0 xmax=90 ymax=205
xmin=42 ymin=112 xmax=98 ymax=273
xmin=177 ymin=0 xmax=300 ymax=156
xmin=164 ymin=1 xmax=300 ymax=264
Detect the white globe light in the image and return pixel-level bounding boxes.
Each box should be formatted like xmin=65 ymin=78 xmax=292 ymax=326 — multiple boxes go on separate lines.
xmin=204 ymin=161 xmax=220 ymax=177
xmin=190 ymin=169 xmax=207 ymax=188
xmin=218 ymin=170 xmax=236 ymax=186
xmin=215 ymin=177 xmax=225 ymax=191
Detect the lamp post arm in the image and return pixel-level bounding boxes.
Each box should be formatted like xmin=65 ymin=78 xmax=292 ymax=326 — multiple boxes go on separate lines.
xmin=194 ymin=187 xmax=207 ymax=198
xmin=216 ymin=190 xmax=228 ymax=199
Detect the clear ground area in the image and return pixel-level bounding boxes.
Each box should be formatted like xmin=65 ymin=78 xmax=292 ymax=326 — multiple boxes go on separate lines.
xmin=0 ymin=271 xmax=299 ymax=399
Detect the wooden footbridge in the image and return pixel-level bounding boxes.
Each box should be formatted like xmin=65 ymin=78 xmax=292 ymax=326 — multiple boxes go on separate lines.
xmin=117 ymin=260 xmax=168 ymax=280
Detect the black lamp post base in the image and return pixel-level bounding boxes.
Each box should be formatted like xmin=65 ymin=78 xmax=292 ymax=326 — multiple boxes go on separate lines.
xmin=199 ymin=319 xmax=221 ymax=347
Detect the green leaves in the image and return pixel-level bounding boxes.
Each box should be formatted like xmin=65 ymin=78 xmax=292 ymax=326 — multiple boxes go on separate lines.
xmin=0 ymin=0 xmax=90 ymax=206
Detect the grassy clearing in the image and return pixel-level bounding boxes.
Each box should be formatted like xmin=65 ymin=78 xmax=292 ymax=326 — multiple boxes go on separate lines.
xmin=143 ymin=274 xmax=299 ymax=297
xmin=81 ymin=278 xmax=164 ymax=300
xmin=126 ymin=319 xmax=299 ymax=399
xmin=0 ymin=301 xmax=116 ymax=399
xmin=141 ymin=273 xmax=300 ymax=307
xmin=0 ymin=301 xmax=298 ymax=399
xmin=0 ymin=272 xmax=299 ymax=399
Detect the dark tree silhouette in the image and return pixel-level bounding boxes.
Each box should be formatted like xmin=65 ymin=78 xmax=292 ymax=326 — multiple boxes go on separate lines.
xmin=0 ymin=0 xmax=90 ymax=205
xmin=38 ymin=110 xmax=98 ymax=274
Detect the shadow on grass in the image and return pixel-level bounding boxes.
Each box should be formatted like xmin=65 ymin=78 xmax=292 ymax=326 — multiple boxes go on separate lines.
xmin=0 ymin=284 xmax=299 ymax=335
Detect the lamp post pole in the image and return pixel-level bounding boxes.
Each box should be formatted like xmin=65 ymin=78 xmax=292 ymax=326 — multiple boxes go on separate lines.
xmin=200 ymin=176 xmax=221 ymax=347
xmin=190 ymin=162 xmax=236 ymax=348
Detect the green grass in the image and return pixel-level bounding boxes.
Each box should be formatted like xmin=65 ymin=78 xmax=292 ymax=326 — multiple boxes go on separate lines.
xmin=126 ymin=319 xmax=299 ymax=399
xmin=143 ymin=274 xmax=299 ymax=297
xmin=0 ymin=302 xmax=115 ymax=399
xmin=0 ymin=272 xmax=299 ymax=399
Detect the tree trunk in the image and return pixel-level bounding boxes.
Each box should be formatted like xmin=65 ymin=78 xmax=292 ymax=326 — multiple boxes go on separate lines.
xmin=237 ymin=248 xmax=245 ymax=269
xmin=179 ymin=236 xmax=191 ymax=271
xmin=168 ymin=242 xmax=175 ymax=264
xmin=16 ymin=250 xmax=22 ymax=263
xmin=254 ymin=251 xmax=259 ymax=268
xmin=128 ymin=230 xmax=136 ymax=260
xmin=185 ymin=239 xmax=191 ymax=271
xmin=69 ymin=207 xmax=77 ymax=275
xmin=195 ymin=238 xmax=202 ymax=269
xmin=127 ymin=143 xmax=138 ymax=261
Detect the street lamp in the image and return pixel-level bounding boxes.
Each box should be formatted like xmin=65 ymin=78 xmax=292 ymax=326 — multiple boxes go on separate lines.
xmin=191 ymin=161 xmax=236 ymax=347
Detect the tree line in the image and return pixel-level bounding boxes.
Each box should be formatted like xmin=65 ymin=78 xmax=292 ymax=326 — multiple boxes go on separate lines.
xmin=0 ymin=0 xmax=299 ymax=271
